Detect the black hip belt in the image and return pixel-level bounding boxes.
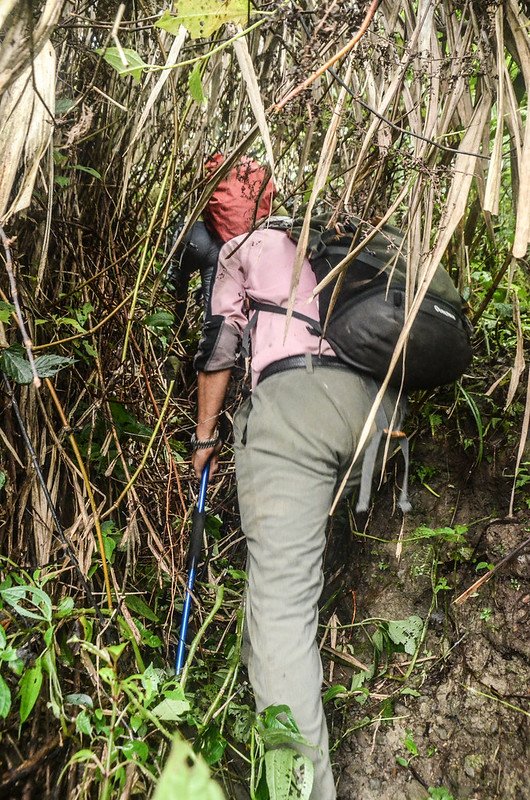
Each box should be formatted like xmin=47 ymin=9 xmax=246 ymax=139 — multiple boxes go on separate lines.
xmin=257 ymin=354 xmax=351 ymax=385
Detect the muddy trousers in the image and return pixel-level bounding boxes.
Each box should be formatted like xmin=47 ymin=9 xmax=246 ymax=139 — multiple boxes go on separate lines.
xmin=233 ymin=365 xmax=387 ymax=800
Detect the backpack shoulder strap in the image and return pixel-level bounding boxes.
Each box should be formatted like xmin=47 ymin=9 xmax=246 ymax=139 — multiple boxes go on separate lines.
xmin=250 ymin=300 xmax=322 ymax=332
xmin=240 ymin=300 xmax=321 ymax=359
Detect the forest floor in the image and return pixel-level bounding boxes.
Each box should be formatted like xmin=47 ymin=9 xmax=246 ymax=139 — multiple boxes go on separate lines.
xmin=328 ymin=438 xmax=530 ymax=800
xmin=1 ymin=418 xmax=529 ymax=800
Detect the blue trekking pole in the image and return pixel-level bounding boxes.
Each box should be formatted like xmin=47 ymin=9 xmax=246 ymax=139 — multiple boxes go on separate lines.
xmin=175 ymin=463 xmax=210 ymax=674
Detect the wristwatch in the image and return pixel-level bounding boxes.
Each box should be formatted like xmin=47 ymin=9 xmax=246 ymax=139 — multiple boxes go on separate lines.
xmin=191 ymin=429 xmax=220 ymax=451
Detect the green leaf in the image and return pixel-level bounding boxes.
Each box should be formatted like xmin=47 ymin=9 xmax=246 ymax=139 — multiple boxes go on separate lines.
xmin=155 ymin=0 xmax=253 ymax=39
xmin=322 ymin=684 xmax=348 ymax=704
xmin=404 ymin=730 xmax=419 ymax=756
xmin=55 ymin=97 xmax=75 ymax=115
xmin=125 ymin=594 xmax=159 ymax=623
xmin=19 ymin=660 xmax=43 ymax=723
xmin=387 ymin=616 xmax=423 ymax=656
xmin=371 ymin=629 xmax=384 ymax=652
xmin=0 ymin=472 xmax=6 ymax=491
xmin=34 ymin=353 xmax=76 ymax=378
xmin=140 ymin=663 xmax=162 ymax=703
xmin=152 ymin=689 xmax=190 ymax=720
xmin=107 ymin=642 xmax=128 ymax=661
xmin=143 ymin=310 xmax=175 ymax=331
xmin=257 ymin=705 xmax=313 ymax=749
xmin=0 ymin=625 xmax=6 ymax=649
xmin=75 ymin=709 xmax=93 ymax=736
xmin=199 ymin=725 xmax=227 ymax=765
xmin=0 ymin=345 xmax=34 ymax=384
xmin=122 ymin=738 xmax=149 ymax=762
xmin=70 ymin=748 xmax=98 ymax=763
xmin=56 ymin=316 xmax=86 ymax=333
xmin=0 ymin=301 xmax=14 ymax=323
xmin=54 ymin=175 xmax=70 ymax=188
xmin=65 ymin=693 xmax=93 ymax=708
xmin=152 ymin=734 xmax=225 ymax=800
xmin=102 ymin=529 xmax=117 ymax=563
xmin=57 ymin=596 xmax=75 ymax=617
xmin=428 ymin=789 xmax=455 ymax=800
xmin=265 ymin=748 xmax=314 ymax=800
xmin=1 ymin=585 xmax=53 ymax=622
xmin=189 ymin=63 xmax=206 ymax=104
xmin=396 ymin=755 xmax=409 ymax=768
xmin=0 ymin=674 xmax=11 ymax=719
xmin=70 ymin=165 xmax=102 ymax=179
xmin=95 ymin=47 xmax=147 ymax=83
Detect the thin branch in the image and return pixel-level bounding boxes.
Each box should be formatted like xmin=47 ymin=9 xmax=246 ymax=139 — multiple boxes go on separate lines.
xmin=453 ymin=534 xmax=530 ymax=605
xmin=274 ymin=0 xmax=381 ymax=111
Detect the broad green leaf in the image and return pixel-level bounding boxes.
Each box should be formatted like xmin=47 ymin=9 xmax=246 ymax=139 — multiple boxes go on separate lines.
xmin=34 ymin=353 xmax=75 ymax=378
xmin=0 ymin=674 xmax=11 ymax=719
xmin=0 ymin=471 xmax=5 ymax=491
xmin=140 ymin=663 xmax=162 ymax=703
xmin=152 ymin=689 xmax=190 ymax=720
xmin=19 ymin=660 xmax=43 ymax=723
xmin=404 ymin=730 xmax=419 ymax=756
xmin=152 ymin=734 xmax=225 ymax=800
xmin=103 ymin=535 xmax=116 ymax=562
xmin=0 ymin=345 xmax=34 ymax=384
xmin=143 ymin=310 xmax=175 ymax=330
xmin=428 ymin=789 xmax=455 ymax=800
xmin=0 ymin=625 xmax=6 ymax=649
xmin=155 ymin=1 xmax=253 ymax=39
xmin=57 ymin=596 xmax=75 ymax=617
xmin=55 ymin=97 xmax=75 ymax=115
xmin=75 ymin=709 xmax=93 ymax=736
xmin=65 ymin=693 xmax=93 ymax=708
xmin=199 ymin=725 xmax=227 ymax=765
xmin=265 ymin=749 xmax=314 ymax=800
xmin=54 ymin=175 xmax=70 ymax=188
xmin=1 ymin=585 xmax=53 ymax=622
xmin=96 ymin=47 xmax=147 ymax=83
xmin=137 ymin=620 xmax=162 ymax=649
xmin=387 ymin=616 xmax=423 ymax=656
xmin=0 ymin=301 xmax=14 ymax=323
xmin=56 ymin=316 xmax=86 ymax=332
xmin=257 ymin=704 xmax=313 ymax=749
xmin=122 ymin=738 xmax=149 ymax=762
xmin=189 ymin=63 xmax=206 ymax=104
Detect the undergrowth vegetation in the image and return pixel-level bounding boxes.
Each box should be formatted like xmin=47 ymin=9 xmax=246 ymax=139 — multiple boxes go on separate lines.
xmin=0 ymin=1 xmax=529 ymax=798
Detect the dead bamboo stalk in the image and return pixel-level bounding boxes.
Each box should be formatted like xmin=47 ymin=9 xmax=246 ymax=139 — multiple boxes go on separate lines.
xmin=453 ymin=534 xmax=530 ymax=606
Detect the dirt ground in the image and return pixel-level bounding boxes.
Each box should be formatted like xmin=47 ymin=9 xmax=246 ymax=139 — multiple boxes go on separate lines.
xmin=330 ymin=440 xmax=530 ymax=800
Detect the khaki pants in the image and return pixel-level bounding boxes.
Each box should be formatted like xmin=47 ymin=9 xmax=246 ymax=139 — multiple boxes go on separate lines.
xmin=233 ymin=365 xmax=398 ymax=800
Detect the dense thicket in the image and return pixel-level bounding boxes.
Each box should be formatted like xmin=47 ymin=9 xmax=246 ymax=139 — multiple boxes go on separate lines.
xmin=0 ymin=2 xmax=529 ymax=798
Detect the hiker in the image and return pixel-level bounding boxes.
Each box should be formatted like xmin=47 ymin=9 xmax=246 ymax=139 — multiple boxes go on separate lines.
xmin=191 ymin=218 xmax=405 ymax=799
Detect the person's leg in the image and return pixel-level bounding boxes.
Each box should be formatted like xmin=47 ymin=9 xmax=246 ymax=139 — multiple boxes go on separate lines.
xmin=233 ymin=367 xmax=378 ymax=799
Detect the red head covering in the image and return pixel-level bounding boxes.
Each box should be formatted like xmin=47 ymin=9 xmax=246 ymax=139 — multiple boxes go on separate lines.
xmin=203 ymin=154 xmax=276 ymax=242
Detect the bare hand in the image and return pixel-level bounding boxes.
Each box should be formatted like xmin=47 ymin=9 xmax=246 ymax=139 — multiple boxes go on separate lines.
xmin=191 ymin=442 xmax=222 ymax=480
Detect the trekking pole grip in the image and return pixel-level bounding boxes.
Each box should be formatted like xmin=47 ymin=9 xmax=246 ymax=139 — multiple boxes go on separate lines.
xmin=188 ymin=463 xmax=210 ymax=566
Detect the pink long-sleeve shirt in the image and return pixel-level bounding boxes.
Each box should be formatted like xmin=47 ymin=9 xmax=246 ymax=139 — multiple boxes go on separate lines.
xmin=194 ymin=227 xmax=335 ymax=386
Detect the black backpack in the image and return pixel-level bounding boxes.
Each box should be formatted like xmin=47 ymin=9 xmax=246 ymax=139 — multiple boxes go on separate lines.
xmin=252 ymin=215 xmax=473 ymax=390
